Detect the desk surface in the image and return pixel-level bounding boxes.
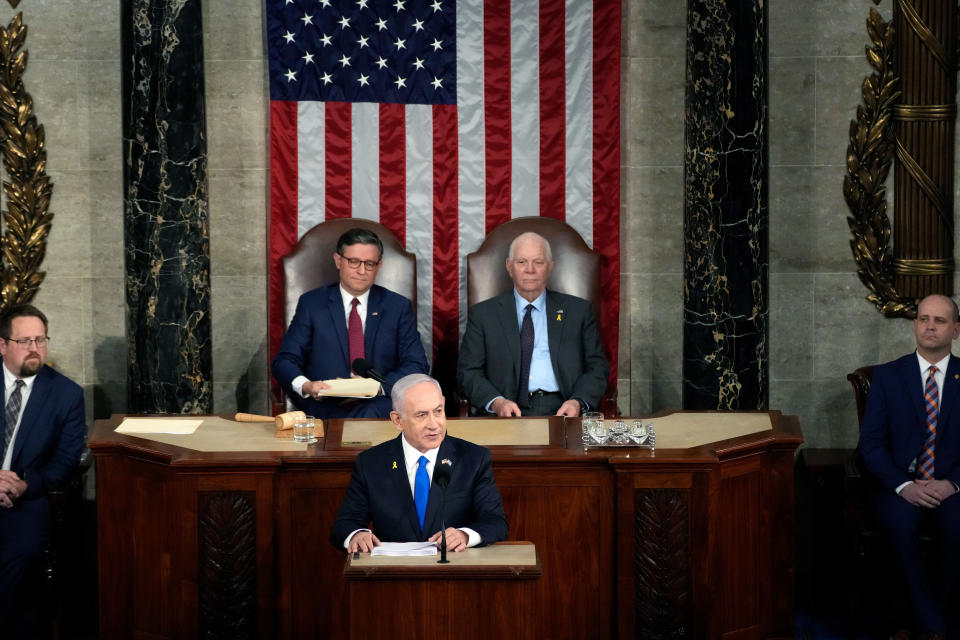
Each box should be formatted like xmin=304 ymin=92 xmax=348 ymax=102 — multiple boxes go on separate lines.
xmin=344 ymin=541 xmax=541 ymax=579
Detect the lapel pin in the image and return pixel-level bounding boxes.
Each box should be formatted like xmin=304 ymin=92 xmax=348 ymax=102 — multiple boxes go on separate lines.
xmin=441 ymin=458 xmax=452 ymax=467
xmin=392 ymin=460 xmax=397 ymax=469
xmin=955 ymin=374 xmax=958 ymax=380
xmin=371 ymin=312 xmax=379 ymax=317
xmin=556 ymin=309 xmax=564 ymax=321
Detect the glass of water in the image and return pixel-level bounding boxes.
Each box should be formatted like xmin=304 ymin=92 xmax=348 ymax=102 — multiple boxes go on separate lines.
xmin=293 ymin=415 xmax=317 ymax=443
xmin=582 ymin=411 xmax=606 ymax=445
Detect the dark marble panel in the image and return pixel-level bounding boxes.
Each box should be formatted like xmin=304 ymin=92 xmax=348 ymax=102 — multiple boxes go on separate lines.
xmin=122 ymin=0 xmax=212 ymax=414
xmin=682 ymin=0 xmax=769 ymax=410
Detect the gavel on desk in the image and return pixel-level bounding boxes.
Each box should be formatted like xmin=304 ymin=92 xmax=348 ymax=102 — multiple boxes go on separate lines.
xmin=235 ymin=411 xmax=324 ymax=439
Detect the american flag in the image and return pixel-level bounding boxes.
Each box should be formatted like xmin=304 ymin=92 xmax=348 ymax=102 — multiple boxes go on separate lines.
xmin=266 ymin=0 xmax=620 ymax=403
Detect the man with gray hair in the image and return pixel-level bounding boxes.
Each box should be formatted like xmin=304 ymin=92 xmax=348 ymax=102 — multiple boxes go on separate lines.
xmin=458 ymin=231 xmax=609 ymax=417
xmin=330 ymin=373 xmax=508 ymax=553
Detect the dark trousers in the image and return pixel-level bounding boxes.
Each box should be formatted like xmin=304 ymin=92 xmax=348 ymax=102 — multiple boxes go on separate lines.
xmin=0 ymin=496 xmax=50 ymax=638
xmin=519 ymin=390 xmax=564 ymax=416
xmin=873 ymin=489 xmax=960 ymax=635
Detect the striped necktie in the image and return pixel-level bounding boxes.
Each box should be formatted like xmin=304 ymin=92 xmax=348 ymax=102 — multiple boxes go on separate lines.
xmin=918 ymin=365 xmax=939 ymax=480
xmin=0 ymin=379 xmax=25 ymax=461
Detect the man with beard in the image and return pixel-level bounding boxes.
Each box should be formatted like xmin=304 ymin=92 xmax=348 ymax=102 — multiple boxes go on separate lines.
xmin=0 ymin=304 xmax=86 ymax=636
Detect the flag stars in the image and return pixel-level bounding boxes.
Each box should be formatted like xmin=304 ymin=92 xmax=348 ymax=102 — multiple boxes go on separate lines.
xmin=300 ymin=12 xmax=314 ymax=26
xmin=412 ymin=57 xmax=424 ymax=70
xmin=339 ymin=54 xmax=351 ymax=67
xmin=431 ymin=76 xmax=443 ymax=90
xmin=374 ymin=17 xmax=388 ymax=31
xmin=375 ymin=56 xmax=389 ymax=69
xmin=282 ymin=30 xmax=296 ymax=44
xmin=338 ymin=15 xmax=351 ymax=29
xmin=284 ymin=69 xmax=297 ymax=82
xmin=302 ymin=51 xmax=315 ymax=64
xmin=319 ymin=33 xmax=332 ymax=46
xmin=411 ymin=18 xmax=424 ymax=32
xmin=430 ymin=0 xmax=442 ymax=11
xmin=393 ymin=0 xmax=405 ymax=11
xmin=358 ymin=73 xmax=370 ymax=87
xmin=319 ymin=0 xmax=331 ymax=6
xmin=394 ymin=75 xmax=407 ymax=89
xmin=356 ymin=0 xmax=369 ymax=8
xmin=357 ymin=35 xmax=370 ymax=48
xmin=430 ymin=38 xmax=443 ymax=51
xmin=320 ymin=71 xmax=333 ymax=85
xmin=394 ymin=36 xmax=406 ymax=50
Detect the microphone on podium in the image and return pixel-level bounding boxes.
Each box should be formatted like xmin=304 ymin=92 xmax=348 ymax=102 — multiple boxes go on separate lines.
xmin=351 ymin=358 xmax=387 ymax=384
xmin=434 ymin=460 xmax=452 ymax=564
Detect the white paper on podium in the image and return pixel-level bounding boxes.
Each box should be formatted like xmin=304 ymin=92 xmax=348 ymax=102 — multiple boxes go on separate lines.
xmin=371 ymin=541 xmax=438 ymax=556
xmin=115 ymin=418 xmax=203 ymax=435
xmin=317 ymin=377 xmax=382 ymax=398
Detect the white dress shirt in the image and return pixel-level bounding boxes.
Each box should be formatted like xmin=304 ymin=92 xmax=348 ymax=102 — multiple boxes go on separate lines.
xmin=1 ymin=363 xmax=37 ymax=471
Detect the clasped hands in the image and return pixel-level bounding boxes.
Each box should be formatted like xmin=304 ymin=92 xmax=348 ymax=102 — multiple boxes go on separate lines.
xmin=489 ymin=397 xmax=581 ymax=418
xmin=0 ymin=470 xmax=27 ymax=508
xmin=900 ymin=478 xmax=959 ymax=508
xmin=348 ymin=528 xmax=470 ymax=554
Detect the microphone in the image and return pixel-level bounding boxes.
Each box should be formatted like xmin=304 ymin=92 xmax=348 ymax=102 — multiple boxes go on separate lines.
xmin=435 ymin=460 xmax=452 ymax=564
xmin=351 ymin=358 xmax=386 ymax=384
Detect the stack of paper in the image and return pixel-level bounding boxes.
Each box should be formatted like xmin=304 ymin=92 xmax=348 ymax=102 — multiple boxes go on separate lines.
xmin=371 ymin=541 xmax=438 ymax=556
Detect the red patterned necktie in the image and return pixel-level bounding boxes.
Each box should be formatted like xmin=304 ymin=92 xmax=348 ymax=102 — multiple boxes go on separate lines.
xmin=918 ymin=365 xmax=939 ymax=480
xmin=348 ymin=298 xmax=364 ymax=373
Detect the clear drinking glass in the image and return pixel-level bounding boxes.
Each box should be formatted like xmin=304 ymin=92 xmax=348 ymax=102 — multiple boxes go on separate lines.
xmin=582 ymin=411 xmax=606 ymax=445
xmin=293 ymin=415 xmax=317 ymax=443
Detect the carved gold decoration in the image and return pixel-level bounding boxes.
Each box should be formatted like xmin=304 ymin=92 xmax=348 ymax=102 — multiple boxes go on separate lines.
xmin=843 ymin=8 xmax=913 ymax=317
xmin=0 ymin=12 xmax=52 ymax=314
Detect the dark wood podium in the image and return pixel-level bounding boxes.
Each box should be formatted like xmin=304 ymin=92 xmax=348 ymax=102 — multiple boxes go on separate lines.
xmin=89 ymin=411 xmax=802 ymax=639
xmin=343 ymin=541 xmax=540 ymax=638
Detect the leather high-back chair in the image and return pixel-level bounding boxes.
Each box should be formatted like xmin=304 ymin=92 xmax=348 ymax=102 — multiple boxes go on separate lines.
xmin=281 ymin=219 xmax=417 ymax=328
xmin=463 ymin=217 xmax=614 ymax=414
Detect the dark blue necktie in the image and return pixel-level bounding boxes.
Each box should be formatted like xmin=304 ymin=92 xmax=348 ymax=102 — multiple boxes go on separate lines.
xmin=414 ymin=455 xmax=429 ymax=529
xmin=516 ymin=304 xmax=534 ymax=408
xmin=0 ymin=379 xmax=24 ymax=462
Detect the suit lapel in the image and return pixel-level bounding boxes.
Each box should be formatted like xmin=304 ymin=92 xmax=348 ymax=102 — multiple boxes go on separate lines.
xmin=938 ymin=354 xmax=960 ymax=433
xmin=423 ymin=438 xmax=454 ymax=536
xmin=327 ymin=285 xmax=351 ymax=370
xmin=496 ymin=294 xmax=521 ymax=384
xmin=390 ymin=435 xmax=423 ymax=538
xmin=10 ymin=366 xmax=49 ymax=466
xmin=545 ymin=292 xmax=564 ymax=380
xmin=364 ymin=286 xmax=383 ymax=359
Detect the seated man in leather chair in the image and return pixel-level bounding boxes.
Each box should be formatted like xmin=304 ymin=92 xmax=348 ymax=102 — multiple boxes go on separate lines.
xmin=859 ymin=294 xmax=960 ymax=640
xmin=458 ymin=231 xmax=608 ymax=417
xmin=273 ymin=227 xmax=429 ymax=418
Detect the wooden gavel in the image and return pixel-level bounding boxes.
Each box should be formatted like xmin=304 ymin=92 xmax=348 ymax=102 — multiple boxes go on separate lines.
xmin=235 ymin=411 xmax=324 ymax=438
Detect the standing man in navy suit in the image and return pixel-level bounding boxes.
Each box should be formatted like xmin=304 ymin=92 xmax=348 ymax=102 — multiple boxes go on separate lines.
xmin=458 ymin=231 xmax=608 ymax=417
xmin=273 ymin=228 xmax=429 ymax=419
xmin=330 ymin=373 xmax=508 ymax=552
xmin=860 ymin=294 xmax=960 ymax=640
xmin=0 ymin=304 xmax=86 ymax=634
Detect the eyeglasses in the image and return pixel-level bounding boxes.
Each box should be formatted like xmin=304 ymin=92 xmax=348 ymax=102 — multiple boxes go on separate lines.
xmin=339 ymin=254 xmax=381 ymax=270
xmin=4 ymin=336 xmax=50 ymax=348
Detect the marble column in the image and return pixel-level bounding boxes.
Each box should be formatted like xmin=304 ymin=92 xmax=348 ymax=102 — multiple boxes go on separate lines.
xmin=682 ymin=0 xmax=768 ymax=410
xmin=122 ymin=0 xmax=212 ymax=414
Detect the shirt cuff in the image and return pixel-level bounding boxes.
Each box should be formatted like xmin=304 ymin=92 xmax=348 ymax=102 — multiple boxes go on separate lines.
xmin=460 ymin=527 xmax=481 ymax=548
xmin=484 ymin=396 xmax=504 ymax=414
xmin=895 ymin=481 xmax=911 ymax=495
xmin=292 ymin=376 xmax=309 ymax=397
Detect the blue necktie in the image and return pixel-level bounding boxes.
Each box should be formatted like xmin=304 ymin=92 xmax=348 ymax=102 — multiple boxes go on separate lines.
xmin=414 ymin=455 xmax=429 ymax=529
xmin=516 ymin=304 xmax=534 ymax=407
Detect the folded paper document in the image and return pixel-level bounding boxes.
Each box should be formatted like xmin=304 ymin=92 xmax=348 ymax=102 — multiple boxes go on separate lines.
xmin=371 ymin=541 xmax=438 ymax=556
xmin=318 ymin=377 xmax=382 ymax=398
xmin=115 ymin=418 xmax=203 ymax=435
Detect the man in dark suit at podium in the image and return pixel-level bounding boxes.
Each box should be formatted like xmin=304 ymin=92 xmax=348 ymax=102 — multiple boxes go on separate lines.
xmin=0 ymin=304 xmax=86 ymax=635
xmin=330 ymin=373 xmax=508 ymax=553
xmin=859 ymin=294 xmax=960 ymax=640
xmin=272 ymin=227 xmax=429 ymax=419
xmin=458 ymin=231 xmax=608 ymax=417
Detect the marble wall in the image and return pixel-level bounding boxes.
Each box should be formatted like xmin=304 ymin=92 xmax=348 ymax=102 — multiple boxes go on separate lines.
xmin=12 ymin=0 xmax=934 ymax=448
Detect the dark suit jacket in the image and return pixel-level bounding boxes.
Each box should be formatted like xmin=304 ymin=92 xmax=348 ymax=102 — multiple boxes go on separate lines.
xmin=0 ymin=363 xmax=85 ymax=525
xmin=272 ymin=283 xmax=429 ymax=418
xmin=457 ymin=290 xmax=609 ymax=412
xmin=859 ymin=352 xmax=960 ymax=493
xmin=329 ymin=434 xmax=508 ymax=548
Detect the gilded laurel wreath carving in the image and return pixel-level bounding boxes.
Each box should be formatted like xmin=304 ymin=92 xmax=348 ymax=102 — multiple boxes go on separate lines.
xmin=0 ymin=12 xmax=52 ymax=314
xmin=843 ymin=8 xmax=915 ymax=318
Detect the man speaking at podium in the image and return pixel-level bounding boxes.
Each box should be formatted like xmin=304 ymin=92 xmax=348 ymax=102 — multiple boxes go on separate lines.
xmin=330 ymin=374 xmax=508 ymax=553
xmin=272 ymin=228 xmax=429 ymax=419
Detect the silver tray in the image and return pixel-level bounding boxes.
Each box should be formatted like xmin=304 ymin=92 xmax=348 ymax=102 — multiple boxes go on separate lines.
xmin=581 ymin=420 xmax=655 ymax=451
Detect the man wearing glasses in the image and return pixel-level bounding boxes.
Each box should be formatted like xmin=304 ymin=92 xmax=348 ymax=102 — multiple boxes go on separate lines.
xmin=0 ymin=304 xmax=86 ymax=634
xmin=273 ymin=228 xmax=429 ymax=418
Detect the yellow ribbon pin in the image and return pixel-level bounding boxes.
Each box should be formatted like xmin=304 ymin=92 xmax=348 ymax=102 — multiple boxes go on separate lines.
xmin=392 ymin=461 xmax=397 ymax=469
